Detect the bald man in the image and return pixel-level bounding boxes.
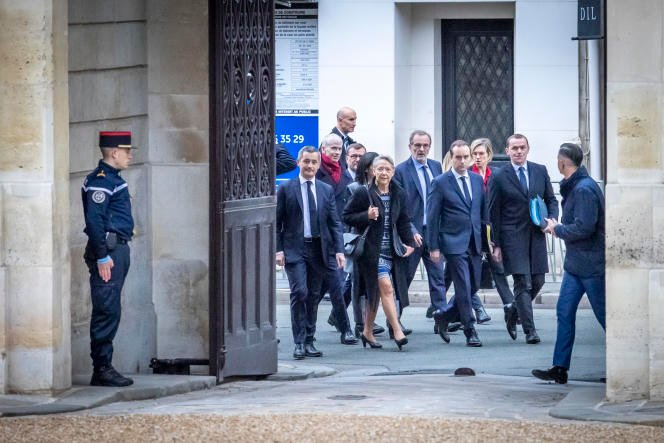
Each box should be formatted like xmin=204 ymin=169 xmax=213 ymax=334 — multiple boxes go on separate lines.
xmin=330 ymin=106 xmax=357 ymax=169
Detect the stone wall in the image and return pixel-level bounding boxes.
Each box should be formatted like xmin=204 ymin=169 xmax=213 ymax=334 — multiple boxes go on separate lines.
xmin=605 ymin=0 xmax=664 ymax=402
xmin=147 ymin=0 xmax=210 ymax=360
xmin=0 ymin=0 xmax=71 ymax=393
xmin=68 ymin=0 xmax=156 ymax=375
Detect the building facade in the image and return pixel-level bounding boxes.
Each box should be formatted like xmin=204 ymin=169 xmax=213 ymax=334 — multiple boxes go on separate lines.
xmin=0 ymin=0 xmax=661 ymax=403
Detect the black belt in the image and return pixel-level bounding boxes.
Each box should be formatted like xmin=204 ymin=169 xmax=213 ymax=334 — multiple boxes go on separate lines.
xmin=304 ymin=237 xmax=320 ymax=243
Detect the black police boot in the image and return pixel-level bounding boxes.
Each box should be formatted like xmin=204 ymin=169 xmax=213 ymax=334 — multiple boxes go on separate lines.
xmin=90 ymin=365 xmax=134 ymax=387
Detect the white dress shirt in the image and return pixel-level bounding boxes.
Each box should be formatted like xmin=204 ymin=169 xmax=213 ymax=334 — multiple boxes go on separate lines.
xmin=452 ymin=169 xmax=472 ymax=201
xmin=299 ymin=175 xmax=318 ymax=237
xmin=511 ymin=162 xmax=529 ymax=189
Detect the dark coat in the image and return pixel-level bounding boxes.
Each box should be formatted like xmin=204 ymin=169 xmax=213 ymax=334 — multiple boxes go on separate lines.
xmin=276 ymin=177 xmax=344 ymax=269
xmin=554 ymin=166 xmax=605 ymax=278
xmin=342 ymin=181 xmax=415 ymax=311
xmin=488 ymin=161 xmax=559 ymax=275
xmin=330 ymin=127 xmax=355 ymax=170
xmin=275 ymin=144 xmax=297 ymax=176
xmin=425 ymin=170 xmax=486 ymax=256
xmin=394 ymin=157 xmax=443 ymax=232
xmin=316 ymin=164 xmax=354 ymax=226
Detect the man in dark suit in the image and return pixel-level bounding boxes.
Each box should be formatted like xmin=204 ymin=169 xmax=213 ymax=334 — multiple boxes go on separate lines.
xmin=489 ymin=133 xmax=559 ymax=344
xmin=276 ymin=146 xmax=348 ymax=359
xmin=316 ymin=133 xmax=357 ymax=344
xmin=330 ymin=106 xmax=357 ymax=169
xmin=427 ymin=140 xmax=487 ymax=347
xmin=394 ymin=130 xmax=447 ymax=323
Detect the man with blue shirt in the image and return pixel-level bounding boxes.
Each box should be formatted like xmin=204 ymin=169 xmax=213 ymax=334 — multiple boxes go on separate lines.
xmin=532 ymin=143 xmax=605 ymax=384
xmin=82 ymin=131 xmax=136 ymax=387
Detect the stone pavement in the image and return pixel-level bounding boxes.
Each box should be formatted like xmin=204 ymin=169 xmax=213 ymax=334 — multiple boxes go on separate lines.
xmin=1 ymin=303 xmax=663 ymax=441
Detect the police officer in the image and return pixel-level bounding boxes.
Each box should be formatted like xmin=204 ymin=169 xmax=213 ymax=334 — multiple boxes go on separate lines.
xmin=82 ymin=131 xmax=136 ymax=387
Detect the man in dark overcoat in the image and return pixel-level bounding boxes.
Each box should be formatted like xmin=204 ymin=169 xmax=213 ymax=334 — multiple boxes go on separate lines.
xmin=488 ymin=134 xmax=558 ymax=344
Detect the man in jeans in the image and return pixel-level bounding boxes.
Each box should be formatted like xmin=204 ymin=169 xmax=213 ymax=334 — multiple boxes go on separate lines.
xmin=532 ymin=143 xmax=605 ymax=384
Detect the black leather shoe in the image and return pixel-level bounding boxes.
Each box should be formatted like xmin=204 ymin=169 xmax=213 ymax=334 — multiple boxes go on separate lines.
xmin=293 ymin=343 xmax=305 ymax=360
xmin=373 ymin=323 xmax=385 ymax=335
xmin=525 ymin=330 xmax=541 ymax=344
xmin=432 ymin=310 xmax=451 ymax=343
xmin=504 ymin=304 xmax=518 ymax=340
xmin=304 ymin=343 xmax=323 ymax=357
xmin=360 ymin=333 xmax=383 ymax=349
xmin=400 ymin=321 xmax=413 ymax=336
xmin=327 ymin=314 xmax=340 ymax=332
xmin=340 ymin=330 xmax=358 ymax=345
xmin=90 ymin=365 xmax=134 ymax=387
xmin=425 ymin=306 xmax=435 ymax=318
xmin=532 ymin=366 xmax=568 ymax=384
xmin=475 ymin=306 xmax=491 ymax=324
xmin=465 ymin=329 xmax=482 ymax=347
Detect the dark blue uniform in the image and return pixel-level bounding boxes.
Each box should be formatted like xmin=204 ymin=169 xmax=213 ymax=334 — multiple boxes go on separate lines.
xmin=82 ymin=160 xmax=134 ymax=370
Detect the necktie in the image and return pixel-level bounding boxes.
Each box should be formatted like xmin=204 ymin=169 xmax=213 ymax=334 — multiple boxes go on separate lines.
xmin=421 ymin=164 xmax=431 ymax=197
xmin=518 ymin=166 xmax=528 ymax=194
xmin=343 ymin=136 xmax=349 ymax=150
xmin=460 ymin=176 xmax=471 ymax=204
xmin=307 ymin=181 xmax=320 ymax=237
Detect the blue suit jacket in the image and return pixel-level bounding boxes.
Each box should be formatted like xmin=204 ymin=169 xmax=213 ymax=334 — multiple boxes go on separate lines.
xmin=276 ymin=177 xmax=344 ymax=268
xmin=394 ymin=157 xmax=443 ymax=232
xmin=425 ymin=170 xmax=486 ymax=256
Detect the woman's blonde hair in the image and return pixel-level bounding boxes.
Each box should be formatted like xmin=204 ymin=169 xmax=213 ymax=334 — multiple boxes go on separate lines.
xmin=470 ymin=137 xmax=494 ymax=162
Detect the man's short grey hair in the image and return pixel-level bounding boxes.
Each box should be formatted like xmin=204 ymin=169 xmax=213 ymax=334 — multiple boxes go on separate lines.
xmin=321 ymin=133 xmax=343 ymax=148
xmin=409 ymin=130 xmax=432 ymax=145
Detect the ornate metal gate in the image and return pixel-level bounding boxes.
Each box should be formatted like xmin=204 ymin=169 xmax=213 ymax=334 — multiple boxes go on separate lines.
xmin=209 ymin=0 xmax=277 ymax=381
xmin=442 ymin=19 xmax=514 ymax=158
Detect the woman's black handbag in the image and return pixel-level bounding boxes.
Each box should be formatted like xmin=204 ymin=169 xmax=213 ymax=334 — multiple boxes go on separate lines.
xmin=344 ymin=185 xmax=373 ymax=259
xmin=344 ymin=225 xmax=370 ymax=259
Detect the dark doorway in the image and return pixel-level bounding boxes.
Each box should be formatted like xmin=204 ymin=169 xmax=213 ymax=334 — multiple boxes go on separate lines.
xmin=442 ymin=19 xmax=514 ymax=161
xmin=208 ymin=0 xmax=278 ymax=382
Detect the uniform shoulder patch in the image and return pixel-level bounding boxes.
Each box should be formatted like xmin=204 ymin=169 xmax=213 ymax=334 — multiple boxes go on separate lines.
xmin=96 ymin=170 xmax=106 ymax=177
xmin=92 ymin=190 xmax=106 ymax=203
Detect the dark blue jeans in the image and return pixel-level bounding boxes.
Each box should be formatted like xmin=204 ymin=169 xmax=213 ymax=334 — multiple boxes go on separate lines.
xmin=86 ymin=243 xmax=130 ymax=370
xmin=553 ymin=271 xmax=606 ymax=369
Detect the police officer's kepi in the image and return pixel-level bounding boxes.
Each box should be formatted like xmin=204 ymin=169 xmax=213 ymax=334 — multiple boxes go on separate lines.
xmin=99 ymin=131 xmax=137 ymax=149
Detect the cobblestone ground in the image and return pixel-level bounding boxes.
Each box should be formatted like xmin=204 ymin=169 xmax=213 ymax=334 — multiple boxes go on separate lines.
xmin=2 ymin=413 xmax=663 ymax=442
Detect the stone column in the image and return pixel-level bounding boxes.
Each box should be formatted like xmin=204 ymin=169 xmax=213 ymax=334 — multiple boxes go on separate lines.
xmin=605 ymin=0 xmax=664 ymax=402
xmin=0 ymin=0 xmax=71 ymax=393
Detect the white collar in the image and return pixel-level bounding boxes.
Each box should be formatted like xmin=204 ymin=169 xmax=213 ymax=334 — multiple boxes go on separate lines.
xmin=451 ymin=169 xmax=469 ymax=180
xmin=299 ymin=176 xmax=316 ymax=185
xmin=511 ymin=162 xmax=527 ymax=172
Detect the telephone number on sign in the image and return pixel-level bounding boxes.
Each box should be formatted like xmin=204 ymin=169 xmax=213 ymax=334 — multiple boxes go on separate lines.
xmin=275 ymin=134 xmax=305 ymax=144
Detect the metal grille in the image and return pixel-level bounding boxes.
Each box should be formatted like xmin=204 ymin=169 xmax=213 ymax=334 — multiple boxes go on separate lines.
xmin=454 ymin=34 xmax=513 ymax=149
xmin=220 ymin=0 xmax=275 ymax=200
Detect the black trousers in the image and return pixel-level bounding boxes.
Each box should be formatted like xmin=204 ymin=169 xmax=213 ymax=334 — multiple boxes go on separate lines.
xmin=285 ymin=239 xmax=347 ymax=344
xmin=85 ymin=243 xmax=130 ymax=370
xmin=512 ymin=273 xmax=545 ymax=333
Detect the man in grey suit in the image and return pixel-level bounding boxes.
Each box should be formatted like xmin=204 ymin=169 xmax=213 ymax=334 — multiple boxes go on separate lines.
xmin=427 ymin=140 xmax=487 ymax=347
xmin=489 ymin=134 xmax=558 ymax=344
